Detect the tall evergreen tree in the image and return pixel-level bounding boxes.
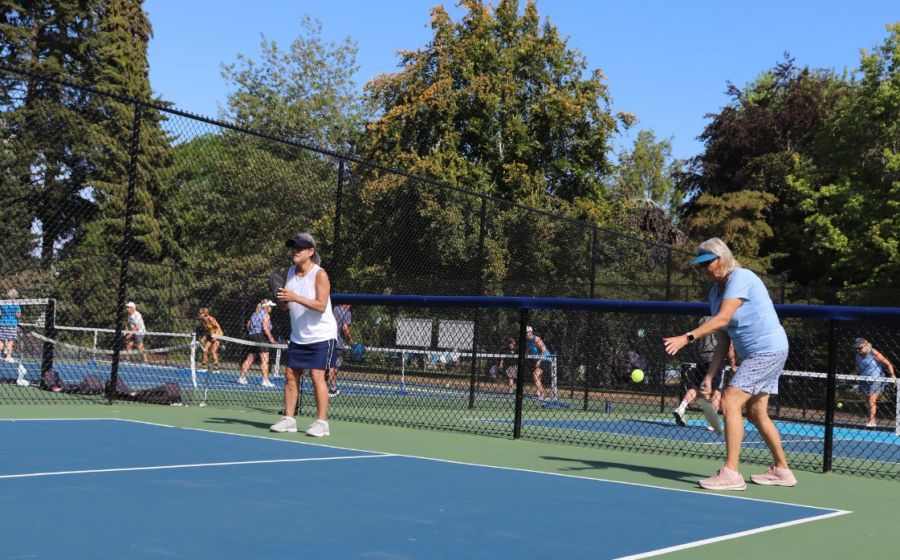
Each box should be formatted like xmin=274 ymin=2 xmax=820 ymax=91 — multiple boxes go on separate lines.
xmin=64 ymin=0 xmax=181 ymax=327
xmin=0 ymin=0 xmax=103 ymax=267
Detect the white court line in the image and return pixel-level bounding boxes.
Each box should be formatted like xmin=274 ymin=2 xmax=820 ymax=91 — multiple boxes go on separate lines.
xmin=615 ymin=509 xmax=849 ymax=559
xmin=0 ymin=454 xmax=393 ymax=480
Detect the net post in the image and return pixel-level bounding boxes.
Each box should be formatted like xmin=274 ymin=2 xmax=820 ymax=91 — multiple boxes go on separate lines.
xmin=190 ymin=333 xmax=198 ymax=389
xmin=273 ymin=347 xmax=282 ymax=377
xmin=513 ymin=308 xmax=529 ymax=439
xmin=584 ymin=229 xmax=597 ymax=411
xmin=92 ymin=329 xmax=98 ymax=363
xmin=894 ymin=378 xmax=899 ymax=437
xmin=823 ymin=319 xmax=838 ymax=473
xmin=39 ymin=298 xmax=56 ymax=376
xmin=467 ymin=309 xmax=479 ymax=410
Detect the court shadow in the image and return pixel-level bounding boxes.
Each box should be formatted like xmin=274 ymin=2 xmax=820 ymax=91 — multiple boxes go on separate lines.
xmin=541 ymin=455 xmax=704 ymax=483
xmin=205 ymin=416 xmax=272 ymax=430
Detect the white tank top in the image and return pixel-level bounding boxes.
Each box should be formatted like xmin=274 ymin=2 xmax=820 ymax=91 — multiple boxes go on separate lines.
xmin=285 ymin=264 xmax=337 ymax=344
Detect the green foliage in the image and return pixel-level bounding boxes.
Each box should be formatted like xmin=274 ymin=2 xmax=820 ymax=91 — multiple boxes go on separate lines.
xmin=345 ymin=0 xmax=631 ymax=296
xmin=614 ymin=130 xmax=680 ymax=209
xmin=59 ymin=0 xmax=182 ymax=327
xmin=784 ymin=24 xmax=900 ymax=300
xmin=221 ymin=15 xmax=366 ymax=154
xmin=682 ymin=190 xmax=777 ymax=271
xmin=679 ymin=25 xmax=900 ymax=303
xmin=1 ymin=0 xmax=105 ymax=266
xmin=364 ymin=0 xmax=623 ymax=203
xmin=167 ymin=132 xmax=336 ymax=275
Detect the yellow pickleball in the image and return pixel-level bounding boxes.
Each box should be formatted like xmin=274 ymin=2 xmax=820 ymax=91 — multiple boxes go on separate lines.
xmin=631 ymin=369 xmax=645 ymax=383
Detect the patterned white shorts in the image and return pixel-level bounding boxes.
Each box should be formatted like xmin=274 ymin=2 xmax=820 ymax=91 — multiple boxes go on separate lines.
xmin=729 ymin=348 xmax=789 ymax=395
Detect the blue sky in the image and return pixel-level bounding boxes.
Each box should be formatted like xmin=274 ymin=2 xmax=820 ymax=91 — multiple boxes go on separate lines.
xmin=145 ymin=0 xmax=897 ymax=160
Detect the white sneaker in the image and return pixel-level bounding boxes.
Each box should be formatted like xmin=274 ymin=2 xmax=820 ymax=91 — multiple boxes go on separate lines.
xmin=237 ymin=377 xmax=248 ymax=386
xmin=866 ymin=421 xmax=878 ymax=428
xmin=305 ymin=419 xmax=330 ymax=437
xmin=261 ymin=379 xmax=275 ymax=388
xmin=270 ymin=416 xmax=297 ymax=433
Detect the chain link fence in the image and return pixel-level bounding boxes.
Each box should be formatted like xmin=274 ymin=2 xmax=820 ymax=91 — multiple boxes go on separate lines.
xmin=4 ymin=65 xmax=899 ymax=478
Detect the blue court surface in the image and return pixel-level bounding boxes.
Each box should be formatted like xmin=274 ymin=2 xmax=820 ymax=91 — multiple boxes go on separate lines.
xmin=0 ymin=419 xmax=846 ymax=559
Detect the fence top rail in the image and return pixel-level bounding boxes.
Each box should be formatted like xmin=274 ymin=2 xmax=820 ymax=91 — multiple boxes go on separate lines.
xmin=331 ymin=294 xmax=900 ymax=322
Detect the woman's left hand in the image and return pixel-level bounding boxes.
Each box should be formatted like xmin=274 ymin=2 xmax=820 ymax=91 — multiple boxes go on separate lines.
xmin=663 ymin=335 xmax=688 ymax=356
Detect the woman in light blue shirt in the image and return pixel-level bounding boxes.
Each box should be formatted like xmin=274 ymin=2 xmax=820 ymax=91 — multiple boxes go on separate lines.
xmin=851 ymin=338 xmax=896 ymax=428
xmin=664 ymin=238 xmax=795 ymax=491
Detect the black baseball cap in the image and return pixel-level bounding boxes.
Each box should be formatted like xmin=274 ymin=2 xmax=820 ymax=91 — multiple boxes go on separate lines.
xmin=285 ymin=233 xmax=316 ymax=249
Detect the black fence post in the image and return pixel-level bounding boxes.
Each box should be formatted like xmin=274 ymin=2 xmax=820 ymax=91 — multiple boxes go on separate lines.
xmin=108 ymin=102 xmax=143 ymax=403
xmin=513 ymin=308 xmax=529 ymax=439
xmin=823 ymin=319 xmax=838 ymax=472
xmin=469 ymin=196 xmax=488 ymax=410
xmin=331 ymin=158 xmax=346 ymax=291
xmin=583 ymin=228 xmax=597 ymax=411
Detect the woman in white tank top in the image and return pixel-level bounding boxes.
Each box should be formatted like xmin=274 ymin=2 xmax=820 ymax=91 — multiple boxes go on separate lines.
xmin=270 ymin=233 xmax=338 ymax=437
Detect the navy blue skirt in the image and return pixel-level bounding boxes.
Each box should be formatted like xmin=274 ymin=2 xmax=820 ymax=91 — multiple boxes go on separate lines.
xmin=285 ymin=339 xmax=338 ymax=371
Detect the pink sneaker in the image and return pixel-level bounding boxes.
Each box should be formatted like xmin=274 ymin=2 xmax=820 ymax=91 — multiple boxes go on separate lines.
xmin=750 ymin=466 xmax=797 ymax=487
xmin=698 ymin=467 xmax=746 ymax=491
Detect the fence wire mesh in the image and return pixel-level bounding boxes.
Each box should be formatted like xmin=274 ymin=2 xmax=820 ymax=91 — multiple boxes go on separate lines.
xmin=3 ymin=65 xmax=898 ymax=479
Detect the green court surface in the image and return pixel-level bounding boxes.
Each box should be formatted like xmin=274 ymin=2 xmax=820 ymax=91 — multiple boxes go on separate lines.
xmin=3 ymin=403 xmax=896 ymax=559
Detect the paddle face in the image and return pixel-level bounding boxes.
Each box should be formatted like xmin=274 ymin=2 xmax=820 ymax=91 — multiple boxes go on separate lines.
xmin=269 ymin=268 xmax=287 ymax=302
xmin=350 ymin=342 xmax=366 ymax=361
xmin=698 ymin=398 xmax=723 ymax=435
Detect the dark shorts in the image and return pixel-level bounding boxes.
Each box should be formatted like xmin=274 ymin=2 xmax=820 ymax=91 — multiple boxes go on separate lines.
xmin=489 ymin=364 xmax=517 ymax=380
xmin=247 ymin=333 xmax=271 ymax=356
xmin=688 ymin=361 xmax=725 ymax=390
xmin=129 ymin=333 xmax=144 ymax=345
xmin=286 ymin=339 xmax=338 ymax=371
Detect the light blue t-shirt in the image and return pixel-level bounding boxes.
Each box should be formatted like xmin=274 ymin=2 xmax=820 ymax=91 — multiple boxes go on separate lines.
xmin=856 ymin=350 xmax=883 ymax=378
xmin=0 ymin=304 xmax=21 ymax=326
xmin=709 ymin=268 xmax=788 ymax=360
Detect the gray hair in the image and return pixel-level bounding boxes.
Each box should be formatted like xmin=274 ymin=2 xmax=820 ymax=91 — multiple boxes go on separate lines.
xmin=853 ymin=338 xmax=870 ymax=349
xmin=696 ymin=238 xmax=740 ymax=273
xmin=6 ymin=288 xmax=18 ymax=299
